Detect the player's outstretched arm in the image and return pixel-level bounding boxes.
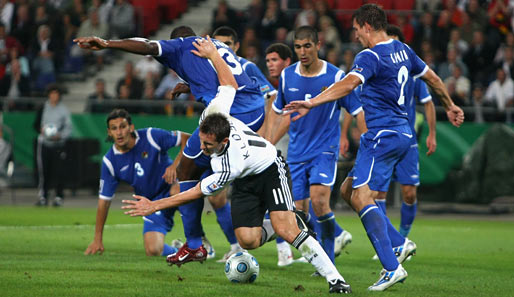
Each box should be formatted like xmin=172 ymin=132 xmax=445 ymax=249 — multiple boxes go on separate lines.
xmin=421 ymin=69 xmax=464 ymax=127
xmin=284 ymin=74 xmax=361 ymax=121
xmin=74 ymin=36 xmax=159 ymax=56
xmin=424 ymin=100 xmax=437 ymax=155
xmin=122 ymin=183 xmax=203 ymax=216
xmin=84 ymin=199 xmax=111 ymax=255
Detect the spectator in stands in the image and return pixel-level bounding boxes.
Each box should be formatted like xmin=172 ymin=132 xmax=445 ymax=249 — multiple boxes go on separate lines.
xmin=443 ymin=0 xmax=465 ymax=27
xmin=74 ymin=9 xmax=109 ymax=71
xmin=447 ymin=28 xmax=469 ymax=59
xmin=416 ymin=0 xmax=443 ymax=12
xmin=134 ymin=55 xmax=162 ymax=82
xmin=471 ymin=83 xmax=486 ymax=123
xmin=434 ymin=10 xmax=454 ymax=62
xmin=34 ymin=84 xmax=72 ymax=207
xmin=340 ymin=48 xmax=355 ymax=73
xmin=413 ymin=12 xmax=436 ymax=53
xmin=395 ymin=14 xmax=414 ymax=44
xmin=458 ymin=12 xmax=479 ymax=45
xmin=295 ymin=0 xmax=316 ymax=28
xmin=141 ymin=80 xmax=162 ymax=114
xmin=10 ymin=4 xmax=33 ymax=49
xmin=29 ymin=25 xmax=58 ymax=93
xmin=0 ymin=0 xmax=14 ymax=34
xmin=212 ymin=0 xmax=240 ymax=35
xmin=116 ymin=61 xmax=143 ymax=99
xmin=108 ymin=0 xmax=135 ymax=39
xmin=239 ymin=27 xmax=261 ymax=58
xmin=496 ymin=46 xmax=514 ymax=79
xmin=243 ymin=0 xmax=265 ymax=29
xmin=494 ymin=32 xmax=514 ymax=63
xmin=0 ymin=58 xmax=31 ymax=110
xmin=463 ymin=29 xmax=494 ymax=83
xmin=86 ymin=78 xmax=112 ymax=113
xmin=0 ymin=23 xmax=23 ymax=63
xmin=444 ymin=64 xmax=471 ymax=106
xmin=325 ymin=48 xmax=341 ymax=70
xmin=314 ymin=0 xmax=340 ymax=37
xmin=155 ymin=69 xmax=189 ymax=115
xmin=437 ymin=47 xmax=469 ymax=81
xmin=89 ymin=0 xmax=112 ymax=25
xmin=487 ymin=0 xmax=510 ymax=36
xmin=466 ymin=0 xmax=488 ymax=31
xmin=259 ymin=0 xmax=289 ymax=43
xmin=318 ymin=16 xmax=341 ymax=54
xmin=484 ymin=67 xmax=514 ymax=112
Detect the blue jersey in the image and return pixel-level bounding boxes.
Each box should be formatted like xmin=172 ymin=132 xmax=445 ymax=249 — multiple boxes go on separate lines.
xmin=239 ymin=56 xmax=276 ymax=99
xmin=404 ymin=77 xmax=432 ymax=138
xmin=154 ymin=37 xmax=264 ymax=114
xmin=99 ymin=128 xmax=181 ymax=200
xmin=349 ymin=39 xmax=428 ymax=129
xmin=273 ymin=61 xmax=363 ymax=163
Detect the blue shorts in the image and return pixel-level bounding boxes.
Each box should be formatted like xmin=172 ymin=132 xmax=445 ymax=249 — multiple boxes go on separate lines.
xmin=142 ymin=188 xmax=177 ymax=235
xmin=392 ymin=139 xmax=420 ymax=186
xmin=289 ymin=152 xmax=338 ymax=201
xmin=350 ymin=126 xmax=412 ymax=192
xmin=183 ymin=107 xmax=265 ymax=168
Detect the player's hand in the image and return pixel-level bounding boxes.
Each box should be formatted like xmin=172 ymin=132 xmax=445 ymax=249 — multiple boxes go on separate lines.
xmin=191 ymin=35 xmax=218 ymax=60
xmin=162 ymin=164 xmax=177 ymax=184
xmin=283 ymin=100 xmax=313 ymax=121
xmin=426 ymin=133 xmax=437 ymax=156
xmin=169 ymin=83 xmax=190 ymax=99
xmin=122 ymin=195 xmax=156 ymax=217
xmin=340 ymin=136 xmax=349 ymax=158
xmin=73 ymin=36 xmax=109 ymax=50
xmin=84 ymin=240 xmax=104 ymax=255
xmin=446 ymin=104 xmax=464 ymax=127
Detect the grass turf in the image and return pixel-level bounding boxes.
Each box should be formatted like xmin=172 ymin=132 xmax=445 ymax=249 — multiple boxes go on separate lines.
xmin=1 ymin=206 xmax=513 ymax=297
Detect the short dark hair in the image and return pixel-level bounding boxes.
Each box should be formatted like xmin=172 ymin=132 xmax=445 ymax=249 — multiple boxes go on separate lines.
xmin=294 ymin=26 xmax=318 ymax=43
xmin=170 ymin=26 xmax=196 ymax=39
xmin=106 ymin=108 xmax=132 ymax=127
xmin=199 ymin=113 xmax=230 ymax=142
xmin=352 ymin=4 xmax=387 ymax=31
xmin=265 ymin=43 xmax=293 ymax=60
xmin=386 ymin=25 xmax=404 ymax=43
xmin=46 ymin=83 xmax=61 ymax=96
xmin=213 ymin=26 xmax=238 ymax=43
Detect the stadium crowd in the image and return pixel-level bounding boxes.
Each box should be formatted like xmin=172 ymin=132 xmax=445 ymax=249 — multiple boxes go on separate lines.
xmin=0 ymin=0 xmax=513 ymax=121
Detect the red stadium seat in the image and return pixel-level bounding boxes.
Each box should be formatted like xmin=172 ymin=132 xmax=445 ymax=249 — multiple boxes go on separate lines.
xmin=335 ymin=0 xmax=363 ymax=29
xmin=132 ymin=0 xmax=160 ymax=36
xmin=394 ymin=0 xmax=415 ymax=10
xmin=365 ymin=0 xmax=393 ymax=10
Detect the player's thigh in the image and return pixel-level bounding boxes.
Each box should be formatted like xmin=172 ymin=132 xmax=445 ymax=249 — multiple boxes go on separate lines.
xmin=289 ymin=162 xmax=310 ymax=202
xmin=234 ymin=226 xmax=263 ymax=249
xmin=392 ymin=143 xmax=420 ymax=187
xmin=308 ymin=152 xmax=337 ymax=214
xmin=352 ymin=129 xmax=411 ymax=192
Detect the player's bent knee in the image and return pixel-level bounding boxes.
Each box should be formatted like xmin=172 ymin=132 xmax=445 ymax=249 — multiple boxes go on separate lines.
xmin=144 ymin=245 xmax=163 ymax=256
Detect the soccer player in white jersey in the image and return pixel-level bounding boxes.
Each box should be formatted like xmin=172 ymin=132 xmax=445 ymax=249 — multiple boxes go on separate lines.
xmin=270 ymin=26 xmax=365 ymax=266
xmin=85 ymin=109 xmax=190 ymax=257
xmin=122 ymin=36 xmax=352 ymax=294
xmin=285 ymin=4 xmax=464 ymax=291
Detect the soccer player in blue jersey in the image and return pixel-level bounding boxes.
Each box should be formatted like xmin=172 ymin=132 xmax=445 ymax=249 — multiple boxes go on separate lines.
xmin=75 ymin=26 xmax=262 ymax=264
xmin=285 ymin=4 xmax=464 ymax=291
xmin=270 ymin=26 xmax=366 ymax=265
xmin=84 ymin=108 xmax=190 ymax=257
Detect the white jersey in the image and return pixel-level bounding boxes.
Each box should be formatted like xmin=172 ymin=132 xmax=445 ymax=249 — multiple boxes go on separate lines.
xmin=200 ymin=116 xmax=277 ymax=196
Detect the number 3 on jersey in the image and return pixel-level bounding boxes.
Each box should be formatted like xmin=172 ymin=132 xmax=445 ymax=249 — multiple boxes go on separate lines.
xmin=217 ymin=47 xmax=242 ymax=75
xmin=397 ymin=65 xmax=408 ymax=106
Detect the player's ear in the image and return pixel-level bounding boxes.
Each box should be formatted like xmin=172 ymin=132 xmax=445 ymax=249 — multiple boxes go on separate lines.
xmin=129 ymin=124 xmax=135 ymax=133
xmin=235 ymin=41 xmax=240 ymax=53
xmin=222 ymin=137 xmax=229 ymax=145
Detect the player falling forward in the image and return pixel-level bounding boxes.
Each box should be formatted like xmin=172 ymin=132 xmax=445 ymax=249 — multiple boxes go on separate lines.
xmin=75 ymin=26 xmax=261 ymax=263
xmin=285 ymin=4 xmax=464 ymax=291
xmin=122 ymin=36 xmax=351 ymax=294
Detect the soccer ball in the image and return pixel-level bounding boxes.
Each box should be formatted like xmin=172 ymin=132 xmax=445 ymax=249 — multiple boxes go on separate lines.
xmin=43 ymin=124 xmax=58 ymax=138
xmin=224 ymin=251 xmax=259 ymax=283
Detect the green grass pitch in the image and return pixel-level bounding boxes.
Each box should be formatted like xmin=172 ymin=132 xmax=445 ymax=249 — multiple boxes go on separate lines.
xmin=1 ymin=206 xmax=513 ymax=297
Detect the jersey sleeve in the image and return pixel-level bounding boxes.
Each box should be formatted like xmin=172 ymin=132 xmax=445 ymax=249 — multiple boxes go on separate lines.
xmin=99 ymin=156 xmax=118 ymax=200
xmin=199 ymin=163 xmax=239 ymax=196
xmin=147 ymin=128 xmax=181 ymax=152
xmin=272 ymin=71 xmax=286 ymax=114
xmin=405 ymin=44 xmax=428 ymax=79
xmin=153 ymin=39 xmax=180 ymax=67
xmin=414 ymin=79 xmax=432 ymax=103
xmin=244 ymin=62 xmax=276 ymax=99
xmin=349 ymin=49 xmax=379 ymax=84
xmin=338 ymin=88 xmax=363 ymax=116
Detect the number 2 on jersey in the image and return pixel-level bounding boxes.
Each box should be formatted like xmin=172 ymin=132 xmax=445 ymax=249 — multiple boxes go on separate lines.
xmin=397 ymin=65 xmax=408 ymax=105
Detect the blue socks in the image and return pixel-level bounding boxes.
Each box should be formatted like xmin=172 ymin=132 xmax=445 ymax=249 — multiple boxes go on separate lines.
xmin=215 ymin=202 xmax=238 ymax=245
xmin=317 ymin=212 xmax=336 ymax=263
xmin=178 ymin=181 xmax=204 ymax=249
xmin=359 ymin=204 xmax=398 ymax=271
xmin=400 ymin=201 xmax=417 ymax=237
xmin=162 ymin=244 xmax=178 ymax=256
xmin=375 ymin=198 xmax=387 ymax=215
